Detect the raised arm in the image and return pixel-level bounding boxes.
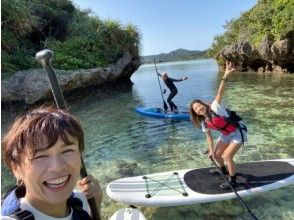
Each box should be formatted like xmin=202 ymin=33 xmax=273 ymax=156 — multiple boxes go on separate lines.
xmin=214 ymin=61 xmax=236 ymax=104
xmin=171 ymin=76 xmax=188 ymax=82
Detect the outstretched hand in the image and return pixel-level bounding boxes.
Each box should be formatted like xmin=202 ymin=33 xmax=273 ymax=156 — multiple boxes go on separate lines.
xmin=223 ymin=61 xmax=236 ymax=79
xmin=183 ymin=76 xmax=188 ymax=80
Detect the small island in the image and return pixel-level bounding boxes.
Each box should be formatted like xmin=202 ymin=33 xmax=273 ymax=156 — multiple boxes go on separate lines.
xmin=141 ymin=48 xmax=208 ymax=64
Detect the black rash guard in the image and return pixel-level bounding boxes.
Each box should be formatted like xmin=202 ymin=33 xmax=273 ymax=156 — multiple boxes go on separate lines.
xmin=164 ymin=77 xmax=182 ymax=92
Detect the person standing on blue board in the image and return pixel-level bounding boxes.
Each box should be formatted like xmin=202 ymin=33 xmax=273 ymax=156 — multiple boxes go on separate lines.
xmin=158 ymin=72 xmax=188 ymax=112
xmin=1 ymin=106 xmax=103 ymax=220
xmin=189 ymin=61 xmax=247 ymax=190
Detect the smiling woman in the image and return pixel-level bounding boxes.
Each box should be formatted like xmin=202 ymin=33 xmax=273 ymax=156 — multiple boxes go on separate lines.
xmin=1 ymin=106 xmax=103 ymax=220
xmin=189 ymin=61 xmax=247 ymax=190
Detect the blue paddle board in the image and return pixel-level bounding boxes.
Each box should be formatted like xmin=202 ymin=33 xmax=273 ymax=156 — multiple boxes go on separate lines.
xmin=135 ymin=107 xmax=190 ymax=120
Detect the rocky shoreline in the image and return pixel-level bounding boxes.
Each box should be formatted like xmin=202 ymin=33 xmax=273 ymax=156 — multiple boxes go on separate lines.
xmin=2 ymin=51 xmax=141 ymax=105
xmin=2 ymin=32 xmax=293 ymax=106
xmin=219 ymin=32 xmax=294 ymax=74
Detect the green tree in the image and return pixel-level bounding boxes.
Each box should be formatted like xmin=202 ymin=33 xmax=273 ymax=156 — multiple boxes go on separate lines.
xmin=208 ymin=0 xmax=294 ymax=60
xmin=1 ymin=0 xmax=141 ymax=78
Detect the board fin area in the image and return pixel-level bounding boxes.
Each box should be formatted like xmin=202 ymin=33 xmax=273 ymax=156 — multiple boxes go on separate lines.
xmin=109 ymin=207 xmax=146 ymax=220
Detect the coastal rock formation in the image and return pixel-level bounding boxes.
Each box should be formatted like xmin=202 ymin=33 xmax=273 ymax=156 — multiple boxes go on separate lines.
xmin=2 ymin=51 xmax=141 ymax=104
xmin=220 ymin=31 xmax=294 ymax=73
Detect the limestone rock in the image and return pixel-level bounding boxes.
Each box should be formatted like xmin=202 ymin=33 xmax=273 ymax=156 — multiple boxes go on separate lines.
xmin=258 ymin=35 xmax=274 ymax=61
xmin=2 ymin=51 xmax=141 ymax=104
xmin=219 ymin=31 xmax=294 ymax=73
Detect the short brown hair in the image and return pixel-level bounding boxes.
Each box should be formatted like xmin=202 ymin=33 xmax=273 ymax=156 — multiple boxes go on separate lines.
xmin=2 ymin=106 xmax=84 ymax=171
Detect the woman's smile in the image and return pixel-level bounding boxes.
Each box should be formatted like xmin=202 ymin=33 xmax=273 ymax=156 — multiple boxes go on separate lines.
xmin=193 ymin=103 xmax=206 ymax=115
xmin=43 ymin=174 xmax=71 ymax=191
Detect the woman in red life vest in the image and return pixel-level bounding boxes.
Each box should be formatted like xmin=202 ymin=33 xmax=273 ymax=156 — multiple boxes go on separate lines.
xmin=189 ymin=61 xmax=247 ymax=190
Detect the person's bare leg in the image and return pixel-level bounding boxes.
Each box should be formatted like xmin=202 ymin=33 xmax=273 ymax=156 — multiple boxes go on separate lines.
xmin=209 ymin=141 xmax=229 ymax=175
xmin=222 ymin=143 xmax=242 ymax=176
xmin=213 ymin=141 xmax=229 ymax=166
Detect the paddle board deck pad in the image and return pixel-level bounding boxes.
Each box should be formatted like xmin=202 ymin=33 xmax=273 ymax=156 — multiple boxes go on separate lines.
xmin=135 ymin=107 xmax=190 ymax=120
xmin=109 ymin=207 xmax=146 ymax=220
xmin=107 ymin=159 xmax=294 ymax=207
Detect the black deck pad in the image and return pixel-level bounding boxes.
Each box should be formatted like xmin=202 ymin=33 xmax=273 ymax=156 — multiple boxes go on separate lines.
xmin=184 ymin=161 xmax=294 ymax=194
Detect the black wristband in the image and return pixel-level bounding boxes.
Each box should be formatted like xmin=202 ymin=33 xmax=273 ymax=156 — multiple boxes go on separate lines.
xmin=222 ymin=78 xmax=228 ymax=81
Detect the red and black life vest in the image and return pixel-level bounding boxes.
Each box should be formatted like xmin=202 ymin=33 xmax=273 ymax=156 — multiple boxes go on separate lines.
xmin=205 ymin=114 xmax=237 ymax=135
xmin=205 ymin=107 xmax=247 ymax=144
xmin=204 ymin=107 xmax=245 ymax=135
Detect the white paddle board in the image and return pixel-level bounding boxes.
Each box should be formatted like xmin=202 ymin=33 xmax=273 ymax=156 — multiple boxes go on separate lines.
xmin=109 ymin=207 xmax=146 ymax=220
xmin=107 ymin=159 xmax=294 ymax=207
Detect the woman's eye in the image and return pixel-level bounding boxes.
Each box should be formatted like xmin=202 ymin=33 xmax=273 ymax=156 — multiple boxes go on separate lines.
xmin=62 ymin=149 xmax=75 ymax=154
xmin=33 ymin=155 xmax=48 ymax=160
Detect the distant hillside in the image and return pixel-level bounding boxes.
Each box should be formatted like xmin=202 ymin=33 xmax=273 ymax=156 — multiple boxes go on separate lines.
xmin=141 ymin=48 xmax=208 ymax=64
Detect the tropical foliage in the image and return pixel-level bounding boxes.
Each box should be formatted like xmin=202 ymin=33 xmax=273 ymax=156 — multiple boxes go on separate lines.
xmin=207 ymin=0 xmax=294 ymax=58
xmin=1 ymin=0 xmax=141 ymax=78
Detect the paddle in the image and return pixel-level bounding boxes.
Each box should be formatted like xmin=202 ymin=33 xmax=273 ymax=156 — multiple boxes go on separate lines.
xmin=209 ymin=156 xmax=259 ymax=220
xmin=154 ymin=59 xmax=168 ymax=111
xmin=36 ymin=49 xmax=101 ymax=220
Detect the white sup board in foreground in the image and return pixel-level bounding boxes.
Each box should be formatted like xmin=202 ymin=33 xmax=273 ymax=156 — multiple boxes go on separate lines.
xmin=109 ymin=207 xmax=146 ymax=220
xmin=107 ymin=159 xmax=294 ymax=207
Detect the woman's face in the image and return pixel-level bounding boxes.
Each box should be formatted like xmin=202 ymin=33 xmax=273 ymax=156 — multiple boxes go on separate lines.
xmin=192 ymin=102 xmax=207 ymax=116
xmin=13 ymin=135 xmax=81 ymax=209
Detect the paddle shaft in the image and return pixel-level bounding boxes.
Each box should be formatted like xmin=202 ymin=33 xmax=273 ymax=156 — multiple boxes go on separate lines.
xmin=209 ymin=157 xmax=258 ymax=220
xmin=154 ymin=59 xmax=168 ymax=111
xmin=36 ymin=50 xmax=101 ymax=220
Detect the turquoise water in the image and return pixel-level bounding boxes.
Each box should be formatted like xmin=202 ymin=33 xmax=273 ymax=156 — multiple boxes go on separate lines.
xmin=1 ymin=59 xmax=293 ymax=219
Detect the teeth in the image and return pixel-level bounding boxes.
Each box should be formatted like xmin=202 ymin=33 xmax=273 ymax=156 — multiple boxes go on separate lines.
xmin=46 ymin=176 xmax=69 ymax=187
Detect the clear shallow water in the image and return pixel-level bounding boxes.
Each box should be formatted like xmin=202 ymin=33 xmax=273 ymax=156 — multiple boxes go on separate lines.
xmin=1 ymin=59 xmax=293 ymax=219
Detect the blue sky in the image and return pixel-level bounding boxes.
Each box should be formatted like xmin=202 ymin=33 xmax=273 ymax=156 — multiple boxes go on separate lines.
xmin=71 ymin=0 xmax=257 ymax=55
